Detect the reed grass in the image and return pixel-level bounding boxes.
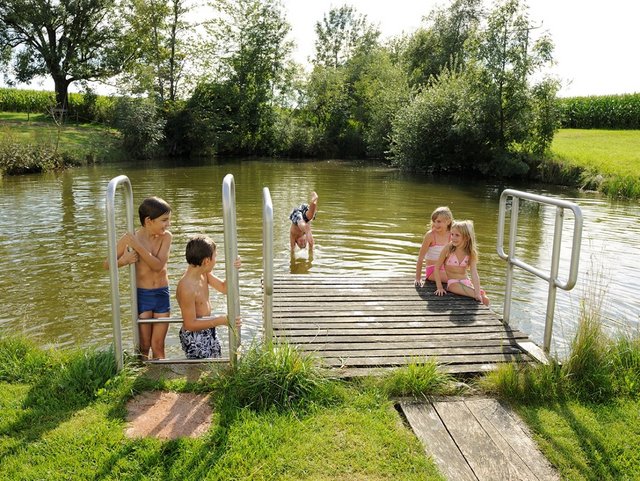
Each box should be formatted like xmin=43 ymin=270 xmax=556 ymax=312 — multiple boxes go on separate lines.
xmin=210 ymin=341 xmax=340 ymax=416
xmin=379 ymin=357 xmax=459 ymax=399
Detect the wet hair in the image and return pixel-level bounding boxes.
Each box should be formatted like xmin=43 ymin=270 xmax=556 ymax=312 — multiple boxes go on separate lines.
xmin=448 ymin=220 xmax=478 ymax=264
xmin=185 ymin=235 xmax=217 ymax=266
xmin=430 ymin=206 xmax=453 ymax=231
xmin=139 ymin=197 xmax=171 ymax=226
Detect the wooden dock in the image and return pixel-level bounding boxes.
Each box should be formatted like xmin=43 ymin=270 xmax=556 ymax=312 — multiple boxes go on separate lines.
xmin=272 ymin=275 xmax=540 ymax=376
xmin=400 ymin=398 xmax=559 ymax=480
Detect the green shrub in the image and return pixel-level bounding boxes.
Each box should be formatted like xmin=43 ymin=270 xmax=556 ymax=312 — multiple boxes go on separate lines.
xmin=211 ymin=341 xmax=338 ymax=416
xmin=113 ymin=97 xmax=165 ymax=159
xmin=0 ymin=135 xmax=65 ymax=174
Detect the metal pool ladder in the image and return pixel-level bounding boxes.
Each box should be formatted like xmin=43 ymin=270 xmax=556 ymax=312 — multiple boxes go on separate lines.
xmin=105 ymin=174 xmax=241 ymax=371
xmin=497 ymin=189 xmax=583 ymax=354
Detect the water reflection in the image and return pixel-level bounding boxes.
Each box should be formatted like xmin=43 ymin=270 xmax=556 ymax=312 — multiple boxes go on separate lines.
xmin=0 ymin=159 xmax=638 ymax=359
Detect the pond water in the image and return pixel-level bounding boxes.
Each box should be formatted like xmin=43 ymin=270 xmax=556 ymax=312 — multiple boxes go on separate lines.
xmin=1 ymin=158 xmax=638 ymax=358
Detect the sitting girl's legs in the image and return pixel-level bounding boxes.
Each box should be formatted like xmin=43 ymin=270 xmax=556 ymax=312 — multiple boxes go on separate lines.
xmin=425 ymin=264 xmax=447 ymax=282
xmin=447 ymin=279 xmax=490 ymax=306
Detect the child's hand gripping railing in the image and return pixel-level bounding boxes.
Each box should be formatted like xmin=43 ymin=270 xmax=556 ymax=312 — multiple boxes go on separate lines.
xmin=497 ymin=189 xmax=583 ymax=353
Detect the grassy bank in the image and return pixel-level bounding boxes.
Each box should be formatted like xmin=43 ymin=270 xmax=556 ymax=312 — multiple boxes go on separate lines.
xmin=549 ymin=129 xmax=640 ymax=197
xmin=0 ymin=339 xmax=446 ymax=481
xmin=2 ymin=321 xmax=639 ymax=480
xmin=0 ymin=112 xmax=122 ymax=175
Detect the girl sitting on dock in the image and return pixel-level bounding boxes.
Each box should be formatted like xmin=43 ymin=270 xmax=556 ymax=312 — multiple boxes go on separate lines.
xmin=433 ymin=220 xmax=490 ymax=306
xmin=414 ymin=206 xmax=453 ymax=286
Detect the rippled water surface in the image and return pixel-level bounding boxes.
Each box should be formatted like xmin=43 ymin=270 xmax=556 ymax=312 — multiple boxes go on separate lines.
xmin=1 ymin=159 xmax=638 ymax=358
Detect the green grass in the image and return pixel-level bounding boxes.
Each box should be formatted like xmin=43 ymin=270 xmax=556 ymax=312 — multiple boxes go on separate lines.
xmin=0 ymin=338 xmax=444 ymax=480
xmin=515 ymin=399 xmax=640 ymax=481
xmin=551 ymin=129 xmax=640 ymax=177
xmin=0 ymin=111 xmax=122 ymax=164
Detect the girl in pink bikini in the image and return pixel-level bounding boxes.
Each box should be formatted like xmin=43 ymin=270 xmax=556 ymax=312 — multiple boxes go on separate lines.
xmin=414 ymin=206 xmax=453 ymax=286
xmin=434 ymin=220 xmax=490 ymax=306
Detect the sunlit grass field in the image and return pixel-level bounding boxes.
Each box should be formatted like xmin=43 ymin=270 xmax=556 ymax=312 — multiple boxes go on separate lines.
xmin=0 ymin=111 xmax=121 ymax=161
xmin=551 ymin=129 xmax=640 ymax=177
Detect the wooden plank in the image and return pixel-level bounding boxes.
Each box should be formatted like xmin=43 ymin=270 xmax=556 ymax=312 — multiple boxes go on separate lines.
xmin=273 ymin=326 xmax=523 ymax=336
xmin=273 ymin=319 xmax=502 ymax=329
xmin=400 ymin=402 xmax=478 ymax=481
xmin=433 ymin=400 xmax=515 ymax=480
xmin=465 ymin=399 xmax=559 ymax=481
xmin=298 ymin=346 xmax=524 ymax=358
xmin=288 ymin=339 xmax=525 ymax=351
xmin=279 ymin=331 xmax=529 ymax=343
xmin=318 ymin=353 xmax=529 ymax=367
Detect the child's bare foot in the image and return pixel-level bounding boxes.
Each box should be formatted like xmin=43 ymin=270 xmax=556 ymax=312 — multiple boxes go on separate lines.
xmin=311 ymin=191 xmax=318 ymax=203
xmin=481 ymin=293 xmax=490 ymax=306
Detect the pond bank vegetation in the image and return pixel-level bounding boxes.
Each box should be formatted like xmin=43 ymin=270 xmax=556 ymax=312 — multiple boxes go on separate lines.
xmin=2 ymin=293 xmax=639 ymax=480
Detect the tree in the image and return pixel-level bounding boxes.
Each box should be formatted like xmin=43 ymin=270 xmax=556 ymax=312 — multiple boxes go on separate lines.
xmin=402 ymin=0 xmax=482 ymax=87
xmin=123 ymin=0 xmax=196 ymax=102
xmin=198 ymin=0 xmax=293 ymax=153
xmin=0 ymin=0 xmax=136 ymax=110
xmin=474 ymin=0 xmax=553 ymax=149
xmin=313 ymin=4 xmax=379 ymax=69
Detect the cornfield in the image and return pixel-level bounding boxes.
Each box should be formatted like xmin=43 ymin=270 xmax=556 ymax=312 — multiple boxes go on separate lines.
xmin=560 ymin=93 xmax=640 ymax=129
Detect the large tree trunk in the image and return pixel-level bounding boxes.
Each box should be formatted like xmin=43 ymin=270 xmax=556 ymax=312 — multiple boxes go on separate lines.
xmin=53 ymin=76 xmax=72 ymax=111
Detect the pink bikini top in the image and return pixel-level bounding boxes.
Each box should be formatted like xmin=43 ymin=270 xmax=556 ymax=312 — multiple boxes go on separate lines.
xmin=446 ymin=253 xmax=469 ymax=267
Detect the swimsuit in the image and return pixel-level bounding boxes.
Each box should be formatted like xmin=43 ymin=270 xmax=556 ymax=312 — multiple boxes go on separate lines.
xmin=424 ymin=241 xmax=448 ymax=279
xmin=179 ymin=327 xmax=222 ymax=359
xmin=137 ymin=286 xmax=170 ymax=315
xmin=289 ymin=203 xmax=315 ymax=225
xmin=445 ymin=253 xmax=469 ymax=267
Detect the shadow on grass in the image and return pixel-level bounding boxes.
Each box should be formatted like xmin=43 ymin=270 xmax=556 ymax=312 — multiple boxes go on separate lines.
xmin=519 ymin=401 xmax=623 ymax=480
xmin=0 ymin=349 xmax=117 ymax=461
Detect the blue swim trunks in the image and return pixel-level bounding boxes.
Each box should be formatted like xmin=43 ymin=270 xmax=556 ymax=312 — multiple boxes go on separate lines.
xmin=137 ymin=286 xmax=170 ymax=315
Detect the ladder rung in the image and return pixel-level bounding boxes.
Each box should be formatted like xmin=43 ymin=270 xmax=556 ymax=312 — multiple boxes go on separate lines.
xmin=144 ymin=357 xmax=231 ymax=364
xmin=137 ymin=316 xmax=222 ymax=324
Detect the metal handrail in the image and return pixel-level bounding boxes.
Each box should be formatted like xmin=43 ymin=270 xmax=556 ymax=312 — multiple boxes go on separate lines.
xmin=105 ymin=175 xmax=137 ymax=371
xmin=222 ymin=174 xmax=241 ymax=367
xmin=497 ymin=189 xmax=583 ymax=353
xmin=262 ymin=187 xmax=274 ymax=341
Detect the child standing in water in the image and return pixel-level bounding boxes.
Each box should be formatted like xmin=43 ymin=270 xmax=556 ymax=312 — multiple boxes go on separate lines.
xmin=434 ymin=220 xmax=490 ymax=306
xmin=176 ymin=235 xmax=241 ymax=359
xmin=414 ymin=206 xmax=453 ymax=286
xmin=105 ymin=196 xmax=172 ymax=359
xmin=289 ymin=191 xmax=318 ymax=252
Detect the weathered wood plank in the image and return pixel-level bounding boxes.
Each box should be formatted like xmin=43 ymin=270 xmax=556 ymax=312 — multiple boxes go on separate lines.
xmin=465 ymin=398 xmax=559 ymax=481
xmin=273 ymin=326 xmax=524 ymax=337
xmin=433 ymin=400 xmax=517 ymax=480
xmin=278 ymin=331 xmax=529 ymax=344
xmin=318 ymin=353 xmax=528 ymax=367
xmin=287 ymin=339 xmax=525 ymax=351
xmin=401 ymin=402 xmax=478 ymax=481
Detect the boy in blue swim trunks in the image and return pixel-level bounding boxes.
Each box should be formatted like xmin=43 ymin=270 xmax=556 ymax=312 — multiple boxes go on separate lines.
xmin=105 ymin=196 xmax=172 ymax=360
xmin=289 ymin=191 xmax=318 ymax=252
xmin=176 ymin=235 xmax=242 ymax=359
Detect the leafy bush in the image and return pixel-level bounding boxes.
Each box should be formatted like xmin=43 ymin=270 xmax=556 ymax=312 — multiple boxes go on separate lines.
xmin=0 ymin=134 xmax=65 ymax=174
xmin=112 ymin=97 xmax=165 ymax=159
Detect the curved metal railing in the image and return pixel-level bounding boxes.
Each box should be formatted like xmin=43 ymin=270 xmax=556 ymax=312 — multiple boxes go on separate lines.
xmin=497 ymin=189 xmax=583 ymax=353
xmin=105 ymin=175 xmax=137 ymax=371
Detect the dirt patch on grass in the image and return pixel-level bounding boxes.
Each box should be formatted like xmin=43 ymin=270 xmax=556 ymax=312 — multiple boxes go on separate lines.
xmin=125 ymin=391 xmax=212 ymax=439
